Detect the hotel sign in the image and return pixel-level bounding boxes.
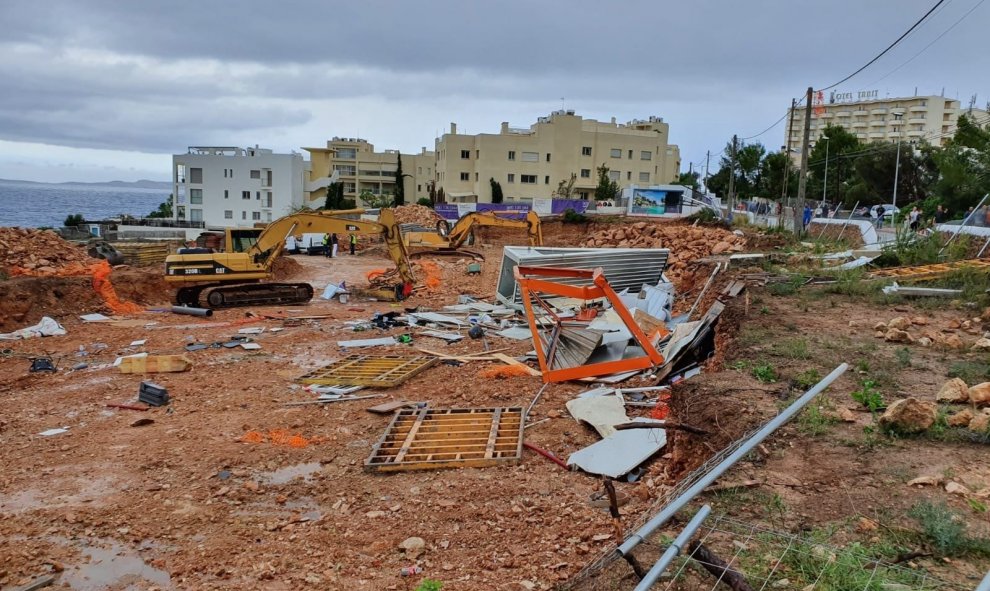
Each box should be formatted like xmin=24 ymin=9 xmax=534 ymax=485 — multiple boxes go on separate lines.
xmin=829 ymin=90 xmax=879 ymax=103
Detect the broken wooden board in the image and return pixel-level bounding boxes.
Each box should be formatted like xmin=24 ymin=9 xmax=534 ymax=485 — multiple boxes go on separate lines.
xmin=296 ymin=354 xmax=437 ymax=388
xmin=118 ymin=355 xmax=192 ymax=374
xmin=367 ymin=400 xmax=419 ymax=414
xmin=365 ymin=407 xmax=524 ymax=472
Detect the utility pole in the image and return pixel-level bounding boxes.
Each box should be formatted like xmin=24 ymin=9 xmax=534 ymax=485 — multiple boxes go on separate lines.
xmin=794 ymin=87 xmax=813 ymax=235
xmin=727 ymin=135 xmax=738 ymax=216
xmin=892 ymin=136 xmax=902 ymax=209
xmin=704 ymin=150 xmax=710 ymax=193
xmin=780 ymin=98 xmax=797 ymax=227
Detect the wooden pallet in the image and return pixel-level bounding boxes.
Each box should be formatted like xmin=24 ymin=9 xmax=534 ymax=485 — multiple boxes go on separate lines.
xmin=867 ymin=258 xmax=990 ymax=281
xmin=365 ymin=407 xmax=524 ymax=472
xmin=296 ymin=354 xmax=437 ymax=388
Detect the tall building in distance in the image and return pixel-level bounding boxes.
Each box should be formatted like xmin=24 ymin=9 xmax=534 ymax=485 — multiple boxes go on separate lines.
xmin=785 ymin=92 xmax=990 ymax=156
xmin=434 ymin=111 xmax=680 ymax=203
xmin=302 ymin=138 xmax=436 ymax=207
xmin=171 ymin=146 xmax=305 ymax=228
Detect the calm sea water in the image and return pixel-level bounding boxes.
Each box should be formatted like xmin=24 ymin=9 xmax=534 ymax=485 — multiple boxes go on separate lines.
xmin=0 ymin=180 xmax=170 ymax=228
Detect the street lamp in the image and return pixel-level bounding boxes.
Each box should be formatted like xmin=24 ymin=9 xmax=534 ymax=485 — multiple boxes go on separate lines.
xmin=820 ymin=135 xmax=830 ymax=206
xmin=891 ymin=110 xmax=905 ymax=209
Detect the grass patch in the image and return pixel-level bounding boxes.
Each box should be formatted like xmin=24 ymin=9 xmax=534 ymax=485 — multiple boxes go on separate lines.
xmin=894 ymin=347 xmax=912 ymax=368
xmin=771 ymin=337 xmax=811 ymax=360
xmin=851 ymin=380 xmax=885 ymax=413
xmin=819 ymin=268 xmax=884 ymax=297
xmin=752 ymin=363 xmax=778 ymax=383
xmin=736 ymin=327 xmax=773 ymax=349
xmin=793 ymin=368 xmax=822 ymax=390
xmin=909 ymin=501 xmax=990 ymax=557
xmin=947 ymin=360 xmax=990 ymax=384
xmin=767 ymin=274 xmax=808 ymax=297
xmin=798 ymin=396 xmax=838 ymax=436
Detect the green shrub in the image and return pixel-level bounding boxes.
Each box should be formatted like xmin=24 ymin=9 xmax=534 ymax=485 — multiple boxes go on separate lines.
xmin=416 ymin=197 xmax=433 ymax=207
xmin=793 ymin=368 xmax=822 ymax=390
xmin=909 ymin=501 xmax=990 ymax=557
xmin=851 ymin=380 xmax=884 ymax=413
xmin=752 ymin=363 xmax=778 ymax=383
xmin=562 ymin=208 xmax=588 ymax=224
xmin=415 ymin=580 xmax=443 ymax=591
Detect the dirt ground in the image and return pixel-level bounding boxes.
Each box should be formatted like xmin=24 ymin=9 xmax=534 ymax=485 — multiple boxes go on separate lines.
xmin=2 ymin=219 xmax=990 ymax=590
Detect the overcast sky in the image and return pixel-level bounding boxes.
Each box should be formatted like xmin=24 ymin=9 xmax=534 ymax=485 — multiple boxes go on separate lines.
xmin=0 ymin=0 xmax=986 ymax=183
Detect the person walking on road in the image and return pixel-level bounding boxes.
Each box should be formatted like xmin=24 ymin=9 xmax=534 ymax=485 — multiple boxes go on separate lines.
xmin=875 ymin=205 xmax=885 ymax=229
xmin=349 ymin=233 xmax=356 ymax=255
xmin=909 ymin=206 xmax=921 ymax=232
xmin=330 ymin=233 xmax=339 ymax=258
xmin=803 ymin=205 xmax=812 ymax=231
xmin=935 ymin=205 xmax=947 ymax=224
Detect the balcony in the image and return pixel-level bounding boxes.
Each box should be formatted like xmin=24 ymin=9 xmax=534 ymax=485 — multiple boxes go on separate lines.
xmin=851 ymin=121 xmax=868 ymax=128
xmin=870 ymin=108 xmax=888 ymax=115
xmin=910 ymin=105 xmax=927 ymax=113
xmin=869 ymin=120 xmax=886 ymax=127
xmin=853 ymin=110 xmax=869 ymax=116
xmin=907 ymin=130 xmax=926 ymax=137
xmin=909 ymin=116 xmax=927 ymax=123
xmin=856 ymin=133 xmax=868 ymax=139
xmin=889 ymin=131 xmax=902 ymax=138
xmin=869 ymin=132 xmax=885 ymax=139
xmin=836 ymin=110 xmax=852 ymax=117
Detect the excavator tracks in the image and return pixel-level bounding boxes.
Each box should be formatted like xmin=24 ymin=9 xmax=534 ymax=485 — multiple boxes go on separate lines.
xmin=174 ymin=282 xmax=314 ymax=309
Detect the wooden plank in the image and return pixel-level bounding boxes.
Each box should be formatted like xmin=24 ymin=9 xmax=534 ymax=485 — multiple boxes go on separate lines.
xmin=492 ymin=353 xmax=541 ymax=376
xmin=367 ymin=400 xmax=416 ymax=414
xmin=485 ymin=407 xmax=501 ymax=460
xmin=392 ymin=407 xmax=429 ymax=464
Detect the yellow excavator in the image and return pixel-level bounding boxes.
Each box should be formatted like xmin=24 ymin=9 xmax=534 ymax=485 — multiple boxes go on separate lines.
xmin=164 ymin=209 xmax=415 ymax=308
xmin=404 ymin=210 xmax=543 ymax=255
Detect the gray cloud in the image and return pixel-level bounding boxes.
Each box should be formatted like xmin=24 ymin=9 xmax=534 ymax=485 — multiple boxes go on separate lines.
xmin=0 ymin=0 xmax=987 ymax=180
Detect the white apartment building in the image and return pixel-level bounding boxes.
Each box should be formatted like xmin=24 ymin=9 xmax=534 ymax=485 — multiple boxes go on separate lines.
xmin=172 ymin=146 xmax=305 ymax=228
xmin=785 ymin=93 xmax=989 ymax=157
xmin=434 ymin=111 xmax=681 ymax=203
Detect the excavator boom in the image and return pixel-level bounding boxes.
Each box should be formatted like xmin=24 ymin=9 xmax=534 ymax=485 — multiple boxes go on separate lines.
xmin=164 ymin=209 xmax=414 ymax=307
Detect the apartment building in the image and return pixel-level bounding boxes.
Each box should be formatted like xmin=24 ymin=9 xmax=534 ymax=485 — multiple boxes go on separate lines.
xmin=434 ymin=111 xmax=681 ymax=203
xmin=785 ymin=94 xmax=987 ymax=157
xmin=302 ymin=138 xmax=436 ymax=206
xmin=171 ymin=146 xmax=305 ymax=228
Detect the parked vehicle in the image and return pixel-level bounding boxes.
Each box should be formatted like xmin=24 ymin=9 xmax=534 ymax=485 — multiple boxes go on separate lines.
xmin=870 ymin=204 xmax=897 ymax=219
xmin=284 ymin=235 xmax=300 ymax=255
xmin=299 ymin=233 xmax=327 ymax=256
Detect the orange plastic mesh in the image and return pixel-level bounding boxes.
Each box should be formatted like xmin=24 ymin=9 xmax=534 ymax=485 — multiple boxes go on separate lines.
xmin=91 ymin=260 xmax=142 ymax=314
xmin=366 ymin=269 xmax=387 ymax=281
xmin=242 ymin=429 xmax=314 ymax=448
xmin=241 ymin=431 xmax=265 ymax=443
xmin=650 ymin=391 xmax=672 ymax=420
xmin=416 ymin=260 xmax=442 ymax=291
xmin=478 ymin=364 xmax=532 ymax=379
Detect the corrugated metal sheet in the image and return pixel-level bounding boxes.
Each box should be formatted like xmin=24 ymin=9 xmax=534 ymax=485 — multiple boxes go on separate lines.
xmin=497 ymin=246 xmax=670 ymax=306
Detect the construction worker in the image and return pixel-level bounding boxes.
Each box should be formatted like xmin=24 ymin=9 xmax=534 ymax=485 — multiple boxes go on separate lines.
xmin=349 ymin=233 xmax=356 ymax=255
xmin=330 ymin=233 xmax=339 ymax=258
xmin=322 ymin=233 xmax=331 ymax=258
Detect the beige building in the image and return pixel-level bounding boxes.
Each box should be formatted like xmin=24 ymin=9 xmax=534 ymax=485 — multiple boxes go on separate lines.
xmin=302 ymin=138 xmax=436 ymax=207
xmin=434 ymin=111 xmax=680 ymax=203
xmin=785 ymin=94 xmax=987 ymax=157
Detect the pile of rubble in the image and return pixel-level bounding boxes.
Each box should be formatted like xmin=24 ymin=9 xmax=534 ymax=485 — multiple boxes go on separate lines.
xmin=873 ymin=315 xmax=989 ymax=350
xmin=0 ymin=228 xmax=91 ymax=274
xmin=583 ymin=221 xmax=746 ymax=289
xmin=391 ymin=204 xmax=442 ymax=227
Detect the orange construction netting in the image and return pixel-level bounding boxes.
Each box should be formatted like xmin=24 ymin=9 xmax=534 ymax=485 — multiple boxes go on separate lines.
xmin=477 ymin=364 xmax=532 ymax=379
xmin=416 ymin=260 xmax=441 ymax=291
xmin=9 ymin=259 xmax=142 ymax=314
xmin=241 ymin=429 xmax=326 ymax=448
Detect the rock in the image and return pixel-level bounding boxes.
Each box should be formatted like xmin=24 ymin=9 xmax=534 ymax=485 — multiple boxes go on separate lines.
xmin=911 ymin=316 xmax=929 ymax=326
xmin=711 ymin=241 xmax=731 ymax=255
xmin=937 ymin=378 xmax=970 ymax=403
xmin=917 ymin=337 xmax=933 ymax=347
xmin=837 ymin=407 xmax=857 ymax=422
xmin=884 ymin=328 xmax=912 ymax=343
xmin=945 ymin=481 xmax=971 ymax=496
xmin=969 ymin=411 xmax=990 ymax=433
xmin=873 ymin=321 xmax=889 ymax=331
xmin=364 ymin=511 xmax=386 ymax=518
xmin=968 ymin=383 xmax=990 ymax=406
xmin=947 ymin=408 xmax=974 ymax=427
xmin=907 ymin=475 xmax=942 ymax=487
xmin=771 ymin=579 xmax=791 ymax=589
xmin=856 ymin=517 xmax=879 ymax=532
xmin=879 ymin=398 xmax=937 ymax=433
xmin=875 ymin=331 xmax=886 ymax=339
xmin=518 ymin=581 xmax=536 ymax=591
xmin=887 ymin=317 xmax=911 ymax=330
xmin=973 ymin=338 xmax=990 ymax=351
xmin=943 ymin=334 xmax=965 ymax=349
xmin=243 ymin=481 xmax=260 ymax=492
xmin=399 ymin=536 xmax=426 ymax=558
xmin=948 ymin=318 xmax=962 ymax=329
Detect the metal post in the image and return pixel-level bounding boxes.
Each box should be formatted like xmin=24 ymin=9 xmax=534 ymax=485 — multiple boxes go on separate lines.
xmin=617 ymin=363 xmax=849 ymax=557
xmin=632 ymin=505 xmax=712 ymax=591
xmin=940 ymin=193 xmax=989 ymax=256
xmin=822 ymin=136 xmax=830 ymax=206
xmin=975 ymin=568 xmax=990 ymax=591
xmin=795 ymin=87 xmax=814 ymax=236
xmin=893 ymin=136 xmax=902 ymax=210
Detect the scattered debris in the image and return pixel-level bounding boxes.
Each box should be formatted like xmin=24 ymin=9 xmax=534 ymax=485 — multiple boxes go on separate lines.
xmin=566 ymin=418 xmax=666 ymax=478
xmin=138 ymin=381 xmax=170 ymax=407
xmin=118 ymin=354 xmax=193 ymax=374
xmin=337 ymin=336 xmax=399 ymax=348
xmin=38 ymin=427 xmax=69 ymax=437
xmin=565 ymin=394 xmax=628 ymax=437
xmin=0 ymin=316 xmax=66 ymax=340
xmin=297 ymin=354 xmax=437 ymax=387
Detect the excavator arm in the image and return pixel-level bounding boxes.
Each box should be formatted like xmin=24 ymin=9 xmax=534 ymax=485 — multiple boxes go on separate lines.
xmin=442 ymin=210 xmax=543 ymax=248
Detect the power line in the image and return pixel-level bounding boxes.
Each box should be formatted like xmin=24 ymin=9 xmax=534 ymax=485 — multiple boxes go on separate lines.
xmin=868 ymin=0 xmax=986 ymax=86
xmin=819 ymin=0 xmax=948 ymax=91
xmin=740 ymin=113 xmax=789 ymax=141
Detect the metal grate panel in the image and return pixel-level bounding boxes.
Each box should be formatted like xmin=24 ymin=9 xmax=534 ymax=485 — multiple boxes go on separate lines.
xmin=365 ymin=407 xmax=524 ymax=472
xmin=867 ymin=258 xmax=990 ymax=281
xmin=296 ymin=354 xmax=437 ymax=388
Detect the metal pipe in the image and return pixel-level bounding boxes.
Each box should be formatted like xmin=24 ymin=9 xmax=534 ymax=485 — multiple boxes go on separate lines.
xmin=633 ymin=505 xmax=712 ymax=591
xmin=171 ymin=305 xmax=213 ymax=317
xmin=975 ymin=568 xmax=990 ymax=591
xmin=617 ymin=363 xmax=848 ymax=557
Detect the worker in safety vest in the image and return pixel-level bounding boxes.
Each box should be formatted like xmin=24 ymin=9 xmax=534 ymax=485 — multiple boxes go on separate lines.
xmin=349 ymin=233 xmax=356 ymax=255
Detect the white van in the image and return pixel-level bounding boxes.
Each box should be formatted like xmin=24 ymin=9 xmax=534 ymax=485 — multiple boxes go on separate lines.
xmin=299 ymin=233 xmax=327 ymax=256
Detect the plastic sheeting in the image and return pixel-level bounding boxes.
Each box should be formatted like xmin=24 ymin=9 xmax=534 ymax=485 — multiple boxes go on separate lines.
xmin=0 ymin=316 xmax=67 ymax=340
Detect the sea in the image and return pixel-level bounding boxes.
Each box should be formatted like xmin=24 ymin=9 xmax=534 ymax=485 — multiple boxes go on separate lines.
xmin=0 ymin=179 xmax=170 ymax=228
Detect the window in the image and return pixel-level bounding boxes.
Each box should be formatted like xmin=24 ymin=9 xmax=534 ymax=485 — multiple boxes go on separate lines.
xmin=626 ymin=171 xmax=632 ymax=180
xmin=417 ymin=167 xmax=422 ymax=174
xmin=242 ymin=211 xmax=247 ymax=220
xmin=256 ymin=191 xmax=261 ymax=200
xmin=610 ymin=148 xmax=621 ymax=158
xmin=609 ymin=170 xmax=620 ymax=181
xmin=476 ymin=150 xmax=479 ymax=158
xmin=224 ymin=189 xmax=229 ymax=199
xmin=521 ymin=175 xmax=537 ymax=184
xmin=639 ymin=172 xmax=651 ymax=182
xmin=544 ymin=175 xmax=550 ymax=184
xmin=265 ymin=192 xmax=272 ymax=207
xmin=475 ymin=172 xmax=479 ymax=181
xmin=507 ymin=174 xmax=515 ymax=183
xmin=641 ymin=151 xmax=652 ymax=160
xmin=189 ymin=168 xmax=203 ymax=183
xmin=266 ymin=212 xmax=272 ymax=222
xmin=628 ymin=150 xmax=633 ymax=159
xmin=580 ymin=169 xmax=591 ymax=178
xmin=228 ymin=168 xmax=233 ymax=178
xmin=461 ymin=150 xmax=470 ymax=159
xmin=417 ymin=185 xmax=422 ymax=192
xmin=337 ymin=148 xmax=357 ymax=159
xmin=546 ymin=153 xmax=551 ymax=162
xmin=242 ymin=191 xmax=251 ymax=200
xmin=224 ymin=169 xmax=227 ymax=178
xmin=189 ymin=209 xmax=203 ymax=222
xmin=460 ymin=172 xmax=470 ymax=181
xmin=252 ymin=211 xmax=261 ymax=221
xmin=521 ymin=151 xmax=539 ymax=162
xmin=189 ymin=189 xmax=203 ymax=204
xmin=582 ymin=146 xmax=592 ymax=156
xmin=250 ymin=170 xmax=261 ymax=179
xmin=224 ymin=210 xmax=233 ymax=219
xmin=508 ymin=151 xmax=516 ymax=160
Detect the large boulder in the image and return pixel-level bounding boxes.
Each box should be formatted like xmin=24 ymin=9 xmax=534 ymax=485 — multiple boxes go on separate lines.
xmin=970 ymin=410 xmax=990 ymax=433
xmin=936 ymin=378 xmax=970 ymax=404
xmin=947 ymin=408 xmax=975 ymax=427
xmin=969 ymin=383 xmax=990 ymax=406
xmin=887 ymin=317 xmax=911 ymax=330
xmin=879 ymin=398 xmax=937 ymax=434
xmin=884 ymin=329 xmax=912 ymax=343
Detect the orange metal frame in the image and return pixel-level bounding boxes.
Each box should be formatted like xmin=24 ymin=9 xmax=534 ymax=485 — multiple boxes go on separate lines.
xmin=513 ymin=265 xmax=667 ymax=383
